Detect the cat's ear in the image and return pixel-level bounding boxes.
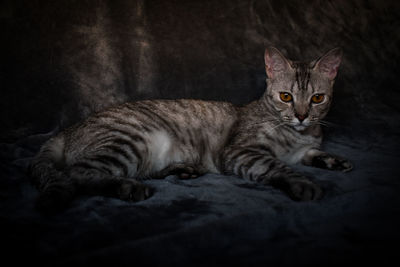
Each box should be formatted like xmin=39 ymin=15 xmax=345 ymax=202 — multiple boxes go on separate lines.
xmin=264 ymin=47 xmax=291 ymax=79
xmin=315 ymin=47 xmax=343 ymax=80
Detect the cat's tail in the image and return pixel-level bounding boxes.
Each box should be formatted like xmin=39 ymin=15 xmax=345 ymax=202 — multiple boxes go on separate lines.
xmin=29 ymin=133 xmax=76 ymax=214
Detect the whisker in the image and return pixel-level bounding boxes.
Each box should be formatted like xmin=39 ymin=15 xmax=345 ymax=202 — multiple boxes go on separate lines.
xmin=266 ymin=122 xmax=286 ymax=133
xmin=246 ymin=118 xmax=282 ymax=127
xmin=311 ymin=121 xmax=332 ymax=128
xmin=320 ymin=119 xmax=346 ymax=127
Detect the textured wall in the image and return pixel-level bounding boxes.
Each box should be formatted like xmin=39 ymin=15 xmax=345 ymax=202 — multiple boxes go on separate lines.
xmin=1 ymin=0 xmax=399 ymax=139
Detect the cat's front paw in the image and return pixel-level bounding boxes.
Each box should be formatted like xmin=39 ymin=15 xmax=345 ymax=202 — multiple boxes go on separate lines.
xmin=174 ymin=166 xmax=200 ymax=179
xmin=312 ymin=154 xmax=353 ymax=172
xmin=287 ymin=179 xmax=323 ymax=201
xmin=118 ymin=180 xmax=153 ymax=202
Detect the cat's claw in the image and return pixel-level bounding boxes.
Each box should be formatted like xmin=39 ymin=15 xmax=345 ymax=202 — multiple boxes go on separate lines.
xmin=118 ymin=181 xmax=153 ymax=202
xmin=174 ymin=166 xmax=200 ymax=180
xmin=339 ymin=159 xmax=353 ymax=172
xmin=288 ymin=179 xmax=323 ymax=201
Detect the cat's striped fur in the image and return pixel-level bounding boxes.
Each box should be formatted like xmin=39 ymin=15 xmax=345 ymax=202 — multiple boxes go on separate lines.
xmin=30 ymin=47 xmax=352 ymax=212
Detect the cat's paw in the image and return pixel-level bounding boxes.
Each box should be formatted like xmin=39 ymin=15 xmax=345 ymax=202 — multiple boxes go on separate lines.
xmin=287 ymin=179 xmax=323 ymax=201
xmin=175 ymin=166 xmax=200 ymax=179
xmin=156 ymin=164 xmax=203 ymax=179
xmin=312 ymin=154 xmax=353 ymax=172
xmin=167 ymin=165 xmax=200 ymax=179
xmin=118 ymin=180 xmax=153 ymax=202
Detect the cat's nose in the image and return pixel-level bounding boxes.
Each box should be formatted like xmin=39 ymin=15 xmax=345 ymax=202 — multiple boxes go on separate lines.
xmin=295 ymin=113 xmax=308 ymax=122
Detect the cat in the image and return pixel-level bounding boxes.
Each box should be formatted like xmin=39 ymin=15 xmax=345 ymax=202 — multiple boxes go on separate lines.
xmin=30 ymin=47 xmax=352 ymax=213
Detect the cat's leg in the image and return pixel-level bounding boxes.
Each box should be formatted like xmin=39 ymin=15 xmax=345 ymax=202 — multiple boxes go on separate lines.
xmin=223 ymin=146 xmax=323 ymax=201
xmin=153 ymin=163 xmax=204 ymax=179
xmin=68 ymin=164 xmax=153 ymax=201
xmin=34 ymin=165 xmax=152 ymax=213
xmin=302 ymin=148 xmax=353 ymax=172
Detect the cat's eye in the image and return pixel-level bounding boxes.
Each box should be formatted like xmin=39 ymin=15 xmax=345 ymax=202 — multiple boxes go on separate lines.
xmin=311 ymin=94 xmax=325 ymax=104
xmin=279 ymin=92 xmax=293 ymax=102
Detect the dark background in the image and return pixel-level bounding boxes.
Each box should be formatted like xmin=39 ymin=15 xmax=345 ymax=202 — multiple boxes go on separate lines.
xmin=1 ymin=0 xmax=400 ymax=266
xmin=2 ymin=0 xmax=399 ymax=138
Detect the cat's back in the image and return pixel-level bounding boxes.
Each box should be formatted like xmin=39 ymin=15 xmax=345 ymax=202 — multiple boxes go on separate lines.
xmin=67 ymin=98 xmax=236 ymax=135
xmin=62 ymin=99 xmax=238 ymax=172
xmin=130 ymin=98 xmax=237 ymax=127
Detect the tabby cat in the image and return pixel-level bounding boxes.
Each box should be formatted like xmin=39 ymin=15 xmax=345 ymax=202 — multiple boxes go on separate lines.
xmin=30 ymin=47 xmax=352 ymax=213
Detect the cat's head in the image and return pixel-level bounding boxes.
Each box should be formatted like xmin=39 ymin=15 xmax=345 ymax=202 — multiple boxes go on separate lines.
xmin=264 ymin=47 xmax=342 ymax=131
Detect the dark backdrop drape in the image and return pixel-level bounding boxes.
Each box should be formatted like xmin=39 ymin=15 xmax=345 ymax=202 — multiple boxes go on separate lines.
xmin=2 ymin=0 xmax=399 ymax=139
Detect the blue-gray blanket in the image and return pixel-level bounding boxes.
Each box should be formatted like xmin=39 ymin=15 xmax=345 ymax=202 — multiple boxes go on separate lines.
xmin=1 ymin=118 xmax=399 ymax=266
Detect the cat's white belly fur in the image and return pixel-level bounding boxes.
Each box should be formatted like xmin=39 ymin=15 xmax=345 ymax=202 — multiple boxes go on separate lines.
xmin=147 ymin=131 xmax=174 ymax=172
xmin=146 ymin=130 xmax=220 ymax=174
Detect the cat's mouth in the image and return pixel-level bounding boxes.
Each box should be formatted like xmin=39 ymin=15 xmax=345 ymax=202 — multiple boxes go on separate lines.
xmin=293 ymin=124 xmax=307 ymax=131
xmin=281 ymin=116 xmax=314 ymax=131
xmin=286 ymin=118 xmax=310 ymax=131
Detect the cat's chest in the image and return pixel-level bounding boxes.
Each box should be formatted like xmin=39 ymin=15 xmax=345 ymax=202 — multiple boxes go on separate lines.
xmin=278 ymin=143 xmax=315 ymax=164
xmin=265 ymin=128 xmax=321 ymax=164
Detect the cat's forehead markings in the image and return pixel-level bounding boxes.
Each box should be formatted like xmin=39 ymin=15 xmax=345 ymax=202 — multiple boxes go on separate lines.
xmin=293 ymin=62 xmax=311 ymax=91
xmin=289 ymin=80 xmax=295 ymax=93
xmin=309 ymin=77 xmax=316 ymax=94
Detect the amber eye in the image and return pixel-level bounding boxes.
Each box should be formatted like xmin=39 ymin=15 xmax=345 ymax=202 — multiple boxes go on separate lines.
xmin=279 ymin=92 xmax=293 ymax=102
xmin=311 ymin=94 xmax=325 ymax=104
